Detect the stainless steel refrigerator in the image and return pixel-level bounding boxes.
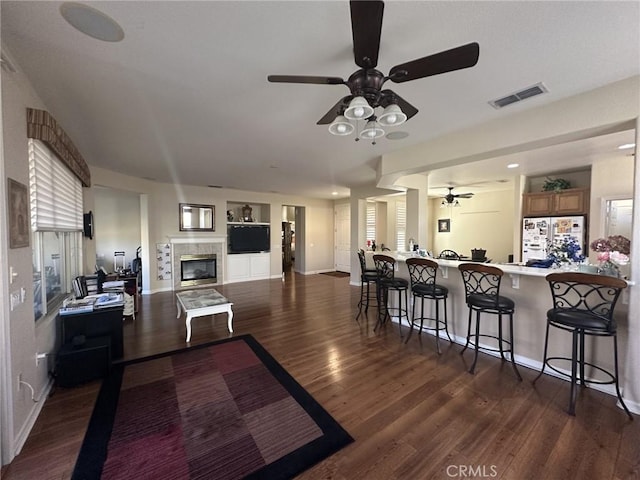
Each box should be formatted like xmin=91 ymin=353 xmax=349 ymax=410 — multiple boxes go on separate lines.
xmin=522 ymin=215 xmax=586 ymax=262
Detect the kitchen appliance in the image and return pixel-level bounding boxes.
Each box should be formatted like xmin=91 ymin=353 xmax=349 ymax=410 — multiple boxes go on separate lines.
xmin=522 ymin=216 xmax=586 ymax=263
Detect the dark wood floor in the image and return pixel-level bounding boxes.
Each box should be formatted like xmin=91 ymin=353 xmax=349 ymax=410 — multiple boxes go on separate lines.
xmin=2 ymin=271 xmax=639 ymax=480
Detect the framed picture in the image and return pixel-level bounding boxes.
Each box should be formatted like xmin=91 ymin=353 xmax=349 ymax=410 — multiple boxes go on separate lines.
xmin=438 ymin=218 xmax=451 ymax=233
xmin=8 ymin=178 xmax=30 ymax=248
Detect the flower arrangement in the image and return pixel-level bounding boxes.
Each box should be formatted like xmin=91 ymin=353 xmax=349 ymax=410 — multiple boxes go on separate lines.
xmin=547 ymin=236 xmax=585 ymax=266
xmin=589 ymin=235 xmax=630 ymax=270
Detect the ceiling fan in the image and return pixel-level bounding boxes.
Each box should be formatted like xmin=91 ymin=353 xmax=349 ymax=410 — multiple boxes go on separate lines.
xmin=267 ymin=0 xmax=479 ymax=140
xmin=442 ymin=187 xmax=474 ymax=207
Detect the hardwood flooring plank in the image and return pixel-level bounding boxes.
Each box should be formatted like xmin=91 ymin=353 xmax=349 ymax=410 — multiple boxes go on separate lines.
xmin=2 ymin=272 xmax=637 ymax=480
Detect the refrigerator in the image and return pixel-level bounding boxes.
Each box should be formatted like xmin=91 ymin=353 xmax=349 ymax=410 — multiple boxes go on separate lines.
xmin=522 ymin=216 xmax=586 ymax=262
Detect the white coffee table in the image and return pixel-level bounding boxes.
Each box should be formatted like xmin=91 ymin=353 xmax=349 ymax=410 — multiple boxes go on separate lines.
xmin=176 ymin=288 xmax=234 ymax=342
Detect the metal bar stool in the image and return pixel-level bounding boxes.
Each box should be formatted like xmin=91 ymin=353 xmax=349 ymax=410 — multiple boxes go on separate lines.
xmin=356 ymin=249 xmax=378 ymax=321
xmin=405 ymin=258 xmax=451 ymax=353
xmin=458 ymin=263 xmax=522 ymax=380
xmin=373 ymin=254 xmax=409 ymax=336
xmin=533 ymin=272 xmax=632 ymax=419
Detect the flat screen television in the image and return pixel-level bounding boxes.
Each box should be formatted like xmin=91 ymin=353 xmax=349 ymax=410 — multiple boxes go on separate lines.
xmin=228 ymin=224 xmax=270 ymax=254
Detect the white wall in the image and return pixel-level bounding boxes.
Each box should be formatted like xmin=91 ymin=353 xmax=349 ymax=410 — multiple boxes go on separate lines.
xmin=430 ymin=189 xmax=515 ymax=263
xmin=90 ymin=167 xmax=336 ymax=292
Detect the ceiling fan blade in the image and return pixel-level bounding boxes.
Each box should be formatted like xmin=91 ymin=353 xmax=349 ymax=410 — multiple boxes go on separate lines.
xmin=317 ymin=97 xmax=350 ymax=125
xmin=350 ymin=0 xmax=384 ymax=69
xmin=388 ymin=42 xmax=480 ymax=83
xmin=268 ymin=75 xmax=345 ymax=85
xmin=457 ymin=193 xmax=474 ymax=198
xmin=382 ymin=90 xmax=419 ymax=120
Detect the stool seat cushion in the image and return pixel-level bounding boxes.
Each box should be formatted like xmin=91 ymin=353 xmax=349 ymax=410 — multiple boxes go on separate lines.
xmin=547 ymin=308 xmax=615 ymax=333
xmin=467 ymin=293 xmax=514 ymax=311
xmin=413 ymin=283 xmax=448 ymax=297
xmin=379 ymin=277 xmax=409 ymax=289
xmin=362 ymin=271 xmax=378 ymax=282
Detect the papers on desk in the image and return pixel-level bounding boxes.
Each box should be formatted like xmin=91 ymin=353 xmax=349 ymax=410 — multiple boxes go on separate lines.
xmin=59 ymin=293 xmax=124 ymax=315
xmin=102 ymin=280 xmax=125 ymax=291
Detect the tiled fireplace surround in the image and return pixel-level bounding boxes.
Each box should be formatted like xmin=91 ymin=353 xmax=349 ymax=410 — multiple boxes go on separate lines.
xmin=170 ymin=237 xmax=224 ymax=290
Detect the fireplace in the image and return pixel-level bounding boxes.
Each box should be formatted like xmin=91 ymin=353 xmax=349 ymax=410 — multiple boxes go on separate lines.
xmin=180 ymin=254 xmax=217 ymax=287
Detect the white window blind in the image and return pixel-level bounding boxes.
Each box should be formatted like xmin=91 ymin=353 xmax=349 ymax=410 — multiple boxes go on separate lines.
xmin=29 ymin=139 xmax=83 ymax=231
xmin=366 ymin=202 xmax=376 ymax=242
xmin=396 ymin=201 xmax=406 ymax=251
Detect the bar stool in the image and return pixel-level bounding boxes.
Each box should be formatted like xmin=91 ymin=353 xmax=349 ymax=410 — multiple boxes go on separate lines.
xmin=405 ymin=258 xmax=451 ymax=353
xmin=533 ymin=272 xmax=632 ymax=419
xmin=356 ymin=249 xmax=378 ymax=321
xmin=458 ymin=263 xmax=522 ymax=380
xmin=373 ymin=254 xmax=409 ymax=336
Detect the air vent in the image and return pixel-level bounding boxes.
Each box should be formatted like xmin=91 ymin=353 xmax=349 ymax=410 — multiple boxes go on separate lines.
xmin=489 ymin=83 xmax=548 ymax=109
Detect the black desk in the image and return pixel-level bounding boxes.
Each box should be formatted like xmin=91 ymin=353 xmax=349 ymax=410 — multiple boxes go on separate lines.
xmin=59 ymin=306 xmax=124 ymax=359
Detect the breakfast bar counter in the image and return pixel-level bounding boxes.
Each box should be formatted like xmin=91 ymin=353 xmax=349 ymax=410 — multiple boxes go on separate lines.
xmin=361 ymin=252 xmax=634 ymax=408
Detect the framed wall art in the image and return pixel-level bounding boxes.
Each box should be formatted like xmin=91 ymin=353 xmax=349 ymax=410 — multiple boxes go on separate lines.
xmin=438 ymin=218 xmax=451 ymax=233
xmin=8 ymin=178 xmax=30 ymax=248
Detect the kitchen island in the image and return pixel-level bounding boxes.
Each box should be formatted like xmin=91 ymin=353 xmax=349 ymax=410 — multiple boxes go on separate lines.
xmin=361 ymin=251 xmax=634 ymax=411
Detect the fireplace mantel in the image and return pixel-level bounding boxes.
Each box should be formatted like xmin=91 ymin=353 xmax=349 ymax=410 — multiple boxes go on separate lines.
xmin=168 ymin=235 xmax=226 ymax=244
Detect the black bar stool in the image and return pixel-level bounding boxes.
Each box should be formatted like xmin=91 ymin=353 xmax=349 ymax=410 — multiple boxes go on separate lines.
xmin=404 ymin=258 xmax=451 ymax=353
xmin=458 ymin=263 xmax=522 ymax=380
xmin=533 ymin=272 xmax=632 ymax=419
xmin=356 ymin=249 xmax=377 ymax=321
xmin=373 ymin=254 xmax=409 ymax=336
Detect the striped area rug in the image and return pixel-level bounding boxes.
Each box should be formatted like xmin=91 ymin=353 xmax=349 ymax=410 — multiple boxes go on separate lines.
xmin=72 ymin=335 xmax=353 ymax=479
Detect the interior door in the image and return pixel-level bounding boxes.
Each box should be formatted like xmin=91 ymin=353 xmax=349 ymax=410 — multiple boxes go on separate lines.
xmin=334 ymin=204 xmax=351 ymax=272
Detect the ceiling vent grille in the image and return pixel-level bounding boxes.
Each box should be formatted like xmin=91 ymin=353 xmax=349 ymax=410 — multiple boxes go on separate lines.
xmin=489 ymin=82 xmax=548 ymax=109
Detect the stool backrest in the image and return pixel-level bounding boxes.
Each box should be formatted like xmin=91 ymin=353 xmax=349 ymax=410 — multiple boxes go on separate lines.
xmin=373 ymin=254 xmax=396 ymax=280
xmin=438 ymin=249 xmax=460 ymax=260
xmin=545 ymin=272 xmax=627 ymax=320
xmin=458 ymin=263 xmax=504 ymax=304
xmin=406 ymin=257 xmax=438 ymax=287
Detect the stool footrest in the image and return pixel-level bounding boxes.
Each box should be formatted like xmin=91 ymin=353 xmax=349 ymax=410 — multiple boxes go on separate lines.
xmin=544 ymin=356 xmax=617 ymax=386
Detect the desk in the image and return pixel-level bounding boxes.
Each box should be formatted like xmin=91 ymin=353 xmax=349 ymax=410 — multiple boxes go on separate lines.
xmin=106 ymin=273 xmax=139 ymax=312
xmin=176 ymin=289 xmax=233 ymax=342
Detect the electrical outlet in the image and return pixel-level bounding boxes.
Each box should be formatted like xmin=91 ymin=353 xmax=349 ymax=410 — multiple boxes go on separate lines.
xmin=17 ymin=373 xmax=22 ymax=390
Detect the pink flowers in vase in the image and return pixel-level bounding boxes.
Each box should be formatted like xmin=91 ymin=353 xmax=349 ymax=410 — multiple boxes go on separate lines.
xmin=590 ymin=235 xmax=630 ymax=267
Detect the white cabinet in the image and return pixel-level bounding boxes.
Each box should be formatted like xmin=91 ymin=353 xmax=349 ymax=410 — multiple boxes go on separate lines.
xmin=226 ymin=253 xmax=271 ymax=283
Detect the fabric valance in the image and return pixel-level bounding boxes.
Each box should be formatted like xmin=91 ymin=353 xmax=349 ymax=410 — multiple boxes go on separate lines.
xmin=26 ymin=108 xmax=91 ymax=187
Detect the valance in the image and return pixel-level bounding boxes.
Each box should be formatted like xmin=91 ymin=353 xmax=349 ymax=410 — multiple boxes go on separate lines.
xmin=26 ymin=108 xmax=91 ymax=187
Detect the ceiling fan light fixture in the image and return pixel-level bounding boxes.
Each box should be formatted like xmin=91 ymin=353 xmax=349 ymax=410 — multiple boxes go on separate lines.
xmin=344 ymin=96 xmax=374 ymax=120
xmin=360 ymin=120 xmax=385 ymax=139
xmin=328 ymin=115 xmax=354 ymax=136
xmin=378 ymin=104 xmax=407 ymax=127
xmin=454 ymin=200 xmax=461 ymax=207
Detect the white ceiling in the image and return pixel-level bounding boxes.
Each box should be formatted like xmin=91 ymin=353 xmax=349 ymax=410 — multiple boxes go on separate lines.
xmin=2 ymin=1 xmax=638 ymax=199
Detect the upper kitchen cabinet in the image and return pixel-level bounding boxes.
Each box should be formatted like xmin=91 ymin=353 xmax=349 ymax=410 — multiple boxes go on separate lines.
xmin=523 ymin=188 xmax=589 ymax=216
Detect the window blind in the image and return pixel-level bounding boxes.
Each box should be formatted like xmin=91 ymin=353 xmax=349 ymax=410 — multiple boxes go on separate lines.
xmin=366 ymin=202 xmax=376 ymax=242
xmin=396 ymin=201 xmax=406 ymax=250
xmin=29 ymin=139 xmax=83 ymax=231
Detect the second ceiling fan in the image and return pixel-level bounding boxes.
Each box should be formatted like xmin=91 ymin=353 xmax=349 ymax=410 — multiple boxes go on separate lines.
xmin=268 ymin=0 xmax=479 ymax=140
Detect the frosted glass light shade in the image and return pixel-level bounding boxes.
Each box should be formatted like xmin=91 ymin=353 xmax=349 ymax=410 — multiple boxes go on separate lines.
xmin=328 ymin=116 xmax=354 ymax=136
xmin=378 ymin=104 xmax=407 ymax=126
xmin=344 ymin=96 xmax=374 ymax=120
xmin=360 ymin=120 xmax=385 ymax=139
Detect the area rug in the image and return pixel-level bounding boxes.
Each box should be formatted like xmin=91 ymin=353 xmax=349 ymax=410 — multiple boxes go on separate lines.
xmin=320 ymin=271 xmax=350 ymax=278
xmin=72 ymin=335 xmax=353 ymax=480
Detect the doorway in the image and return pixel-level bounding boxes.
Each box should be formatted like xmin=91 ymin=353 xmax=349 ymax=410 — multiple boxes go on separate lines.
xmin=282 ymin=205 xmax=304 ymax=273
xmin=334 ymin=203 xmax=351 ymax=273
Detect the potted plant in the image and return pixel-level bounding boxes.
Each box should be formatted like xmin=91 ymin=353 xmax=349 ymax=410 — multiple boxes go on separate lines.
xmin=542 ymin=177 xmax=571 ymax=192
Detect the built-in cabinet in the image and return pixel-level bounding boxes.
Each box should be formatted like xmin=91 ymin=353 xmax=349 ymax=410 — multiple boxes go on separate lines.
xmin=522 ymin=187 xmax=589 ymax=216
xmin=226 ymin=253 xmax=271 ymax=283
xmin=226 ymin=201 xmax=270 ymax=223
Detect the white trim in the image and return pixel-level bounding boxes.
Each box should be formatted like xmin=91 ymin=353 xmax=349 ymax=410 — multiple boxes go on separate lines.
xmin=167 ymin=235 xmax=225 ymax=244
xmin=12 ymin=379 xmax=54 ymax=457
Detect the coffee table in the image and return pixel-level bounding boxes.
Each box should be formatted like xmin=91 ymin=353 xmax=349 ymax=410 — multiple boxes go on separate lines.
xmin=176 ymin=289 xmax=234 ymax=342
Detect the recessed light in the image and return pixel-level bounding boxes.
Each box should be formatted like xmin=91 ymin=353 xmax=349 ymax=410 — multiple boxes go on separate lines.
xmin=618 ymin=143 xmax=636 ymax=150
xmin=60 ymin=2 xmax=124 ymax=42
xmin=331 ymin=191 xmax=338 ymax=196
xmin=507 ymin=163 xmax=519 ymax=169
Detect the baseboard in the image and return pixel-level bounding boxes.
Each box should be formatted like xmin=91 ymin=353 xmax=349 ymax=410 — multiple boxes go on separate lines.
xmin=12 ymin=377 xmax=54 ymax=458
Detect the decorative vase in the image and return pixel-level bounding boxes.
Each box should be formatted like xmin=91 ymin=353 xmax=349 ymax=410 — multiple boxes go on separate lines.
xmin=598 ymin=261 xmax=619 ymax=278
